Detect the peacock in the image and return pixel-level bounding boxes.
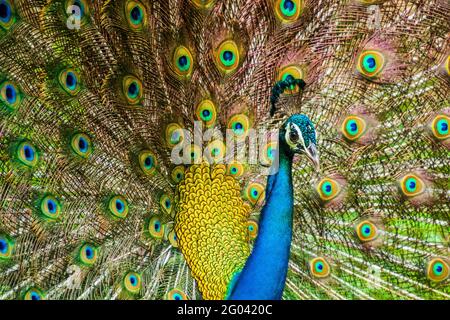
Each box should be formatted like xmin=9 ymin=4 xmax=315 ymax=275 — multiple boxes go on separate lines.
xmin=0 ymin=0 xmax=449 ymax=301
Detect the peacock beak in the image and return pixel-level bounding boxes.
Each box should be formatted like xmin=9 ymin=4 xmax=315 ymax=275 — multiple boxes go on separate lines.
xmin=305 ymin=143 xmax=320 ymax=171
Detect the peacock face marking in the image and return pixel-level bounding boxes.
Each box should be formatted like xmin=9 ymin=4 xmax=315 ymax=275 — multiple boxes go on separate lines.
xmin=281 ymin=114 xmax=319 ymax=169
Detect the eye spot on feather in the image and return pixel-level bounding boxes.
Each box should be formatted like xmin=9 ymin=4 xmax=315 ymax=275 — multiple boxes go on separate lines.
xmin=148 ymin=216 xmax=165 ymax=239
xmin=431 ymin=114 xmax=449 ymax=140
xmin=227 ymin=161 xmax=244 ymax=178
xmin=166 ymin=288 xmax=188 ymax=300
xmin=247 ymin=220 xmax=258 ymax=239
xmin=23 ymin=288 xmax=45 ymax=301
xmin=399 ymin=174 xmax=425 ymax=198
xmin=426 ymin=258 xmax=449 ymax=282
xmin=309 ymin=257 xmax=331 ymax=278
xmin=342 ymin=116 xmax=367 ymax=141
xmin=196 ymin=99 xmax=217 ymax=127
xmin=40 ymin=195 xmax=62 ymax=221
xmin=274 ymin=0 xmax=303 ymax=23
xmin=227 ymin=114 xmax=250 ymax=139
xmin=59 ymin=69 xmax=81 ymax=95
xmin=244 ymin=182 xmax=265 ymax=206
xmin=214 ymin=40 xmax=240 ymax=74
xmin=168 ymin=229 xmax=178 ymax=247
xmin=125 ymin=0 xmax=146 ymax=29
xmin=0 ymin=81 xmax=21 ymax=111
xmin=190 ymin=0 xmax=215 ymax=9
xmin=0 ymin=234 xmax=14 ymax=260
xmin=122 ymin=75 xmax=143 ymax=105
xmin=0 ymin=0 xmax=16 ymax=30
xmin=171 ymin=165 xmax=185 ymax=183
xmin=316 ymin=178 xmax=341 ymax=202
xmin=173 ymin=46 xmax=194 ymax=79
xmin=123 ymin=271 xmax=142 ymax=294
xmin=277 ymin=65 xmax=304 ymax=94
xmin=355 ymin=220 xmax=378 ymax=242
xmin=70 ymin=133 xmax=92 ymax=158
xmin=77 ymin=244 xmax=98 ymax=267
xmin=16 ymin=141 xmax=39 ymax=168
xmin=165 ymin=123 xmax=184 ymax=148
xmin=138 ymin=150 xmax=157 ymax=175
xmin=357 ymin=50 xmax=385 ymax=79
xmin=160 ymin=194 xmax=173 ymax=215
xmin=108 ymin=195 xmax=129 ymax=219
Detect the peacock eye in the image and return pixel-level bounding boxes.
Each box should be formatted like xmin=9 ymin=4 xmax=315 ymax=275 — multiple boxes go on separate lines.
xmin=78 ymin=243 xmax=98 ymax=266
xmin=71 ymin=133 xmax=93 ymax=158
xmin=261 ymin=142 xmax=277 ymax=167
xmin=16 ymin=141 xmax=39 ymax=168
xmin=289 ymin=130 xmax=299 ymax=143
xmin=245 ymin=182 xmax=265 ymax=206
xmin=138 ymin=150 xmax=157 ymax=175
xmin=123 ymin=271 xmax=142 ymax=294
xmin=399 ymin=174 xmax=425 ymax=198
xmin=148 ymin=216 xmax=165 ymax=239
xmin=59 ymin=69 xmax=81 ymax=96
xmin=0 ymin=234 xmax=14 ymax=260
xmin=160 ymin=194 xmax=172 ymax=215
xmin=227 ymin=161 xmax=245 ymax=178
xmin=431 ymin=114 xmax=449 ymax=140
xmin=274 ymin=0 xmax=303 ymax=23
xmin=214 ymin=40 xmax=240 ymax=74
xmin=356 ymin=220 xmax=378 ymax=242
xmin=196 ymin=99 xmax=217 ymax=127
xmin=166 ymin=288 xmax=188 ymax=300
xmin=247 ymin=220 xmax=259 ymax=240
xmin=108 ymin=195 xmax=129 ymax=219
xmin=0 ymin=0 xmax=16 ymax=30
xmin=122 ymin=75 xmax=143 ymax=105
xmin=342 ymin=115 xmax=367 ymax=141
xmin=168 ymin=229 xmax=178 ymax=247
xmin=426 ymin=258 xmax=449 ymax=282
xmin=125 ymin=0 xmax=146 ymax=29
xmin=309 ymin=257 xmax=331 ymax=278
xmin=66 ymin=0 xmax=89 ymax=22
xmin=171 ymin=165 xmax=185 ymax=183
xmin=173 ymin=45 xmax=194 ymax=79
xmin=228 ymin=114 xmax=250 ymax=139
xmin=23 ymin=288 xmax=45 ymax=301
xmin=190 ymin=0 xmax=215 ymax=9
xmin=205 ymin=140 xmax=226 ymax=164
xmin=316 ymin=178 xmax=341 ymax=202
xmin=165 ymin=123 xmax=184 ymax=147
xmin=277 ymin=65 xmax=304 ymax=94
xmin=0 ymin=81 xmax=22 ymax=111
xmin=357 ymin=50 xmax=385 ymax=79
xmin=40 ymin=195 xmax=62 ymax=221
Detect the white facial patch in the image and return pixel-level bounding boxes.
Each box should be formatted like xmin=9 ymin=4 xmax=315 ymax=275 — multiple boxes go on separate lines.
xmin=285 ymin=122 xmax=306 ymax=150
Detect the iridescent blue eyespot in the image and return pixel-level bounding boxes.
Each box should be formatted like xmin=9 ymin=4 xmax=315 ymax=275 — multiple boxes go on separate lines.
xmin=0 ymin=0 xmax=15 ymax=29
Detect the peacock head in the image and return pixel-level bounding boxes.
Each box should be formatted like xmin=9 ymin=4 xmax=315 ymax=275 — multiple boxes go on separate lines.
xmin=279 ymin=114 xmax=319 ymax=170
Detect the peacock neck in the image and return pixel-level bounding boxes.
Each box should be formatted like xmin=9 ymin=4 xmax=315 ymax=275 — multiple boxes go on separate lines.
xmin=228 ymin=148 xmax=294 ymax=300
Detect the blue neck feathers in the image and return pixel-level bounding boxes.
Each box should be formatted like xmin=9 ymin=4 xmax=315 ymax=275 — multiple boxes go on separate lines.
xmin=228 ymin=147 xmax=294 ymax=300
